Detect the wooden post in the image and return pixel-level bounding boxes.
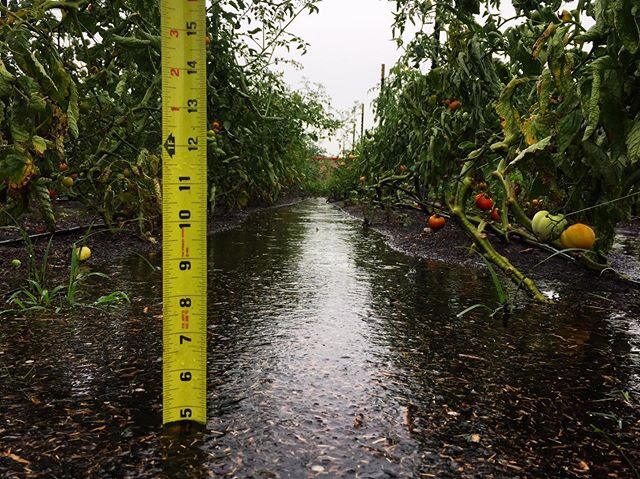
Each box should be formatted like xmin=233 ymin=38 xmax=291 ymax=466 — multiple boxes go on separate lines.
xmin=351 ymin=107 xmax=356 ymax=152
xmin=379 ymin=64 xmax=386 ymax=124
xmin=360 ymin=103 xmax=365 ymax=143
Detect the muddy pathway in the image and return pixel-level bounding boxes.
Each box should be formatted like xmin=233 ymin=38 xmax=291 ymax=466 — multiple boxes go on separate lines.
xmin=1 ymin=198 xmax=639 ymax=478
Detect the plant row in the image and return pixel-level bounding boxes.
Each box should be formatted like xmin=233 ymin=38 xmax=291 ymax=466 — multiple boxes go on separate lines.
xmin=0 ymin=0 xmax=337 ymax=236
xmin=337 ymin=0 xmax=640 ymax=300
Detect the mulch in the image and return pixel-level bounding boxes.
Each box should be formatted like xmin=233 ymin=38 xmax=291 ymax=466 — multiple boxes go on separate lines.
xmin=336 ymin=201 xmax=640 ymax=310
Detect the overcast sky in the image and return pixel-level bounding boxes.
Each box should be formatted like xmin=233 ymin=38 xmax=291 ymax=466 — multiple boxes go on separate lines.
xmin=277 ymin=0 xmax=403 ymax=155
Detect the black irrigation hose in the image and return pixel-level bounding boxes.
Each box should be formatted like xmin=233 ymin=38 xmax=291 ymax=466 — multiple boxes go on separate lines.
xmin=0 ymin=224 xmax=109 ymax=246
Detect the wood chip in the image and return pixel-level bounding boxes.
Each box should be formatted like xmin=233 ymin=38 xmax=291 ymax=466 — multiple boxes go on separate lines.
xmin=2 ymin=451 xmax=30 ymax=465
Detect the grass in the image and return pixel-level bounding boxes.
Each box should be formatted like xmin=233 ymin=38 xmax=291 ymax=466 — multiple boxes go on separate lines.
xmin=3 ymin=223 xmax=129 ymax=313
xmin=457 ymin=248 xmax=513 ymax=319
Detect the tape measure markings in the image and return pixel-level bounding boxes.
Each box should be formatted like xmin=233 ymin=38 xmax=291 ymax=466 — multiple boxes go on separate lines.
xmin=161 ymin=0 xmax=207 ymax=426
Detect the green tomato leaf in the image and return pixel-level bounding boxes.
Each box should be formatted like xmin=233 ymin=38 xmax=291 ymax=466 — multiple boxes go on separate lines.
xmin=67 ymin=80 xmax=80 ymax=139
xmin=556 ymin=109 xmax=583 ymax=153
xmin=626 ymin=119 xmax=640 ymax=165
xmin=0 ymin=59 xmax=15 ymax=96
xmin=508 ymin=136 xmax=552 ymax=170
xmin=582 ymin=56 xmax=613 ymax=141
xmin=613 ymin=0 xmax=639 ymax=54
xmin=32 ymin=135 xmax=47 ymax=157
xmin=492 ymin=77 xmax=527 ymax=151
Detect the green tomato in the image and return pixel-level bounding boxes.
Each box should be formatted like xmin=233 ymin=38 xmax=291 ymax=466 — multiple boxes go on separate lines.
xmin=11 ymin=259 xmax=21 ymax=268
xmin=531 ymin=210 xmax=567 ymax=242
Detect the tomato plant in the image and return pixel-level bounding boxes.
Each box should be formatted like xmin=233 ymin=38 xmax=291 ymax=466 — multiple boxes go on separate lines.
xmin=346 ymin=0 xmax=640 ymax=300
xmin=0 ymin=0 xmax=337 ymax=233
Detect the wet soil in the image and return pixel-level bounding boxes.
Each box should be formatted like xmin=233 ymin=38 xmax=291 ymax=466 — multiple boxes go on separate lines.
xmin=0 ymin=198 xmax=639 ymax=478
xmin=337 ymin=201 xmax=640 ymax=307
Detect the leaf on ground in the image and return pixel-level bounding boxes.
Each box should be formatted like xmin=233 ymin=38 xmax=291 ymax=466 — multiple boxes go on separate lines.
xmin=577 ymin=460 xmax=590 ymax=472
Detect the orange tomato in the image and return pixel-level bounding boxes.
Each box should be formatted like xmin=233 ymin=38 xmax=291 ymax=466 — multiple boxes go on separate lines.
xmin=428 ymin=214 xmax=446 ymax=231
xmin=448 ymin=100 xmax=462 ymax=110
xmin=560 ymin=223 xmax=596 ymax=249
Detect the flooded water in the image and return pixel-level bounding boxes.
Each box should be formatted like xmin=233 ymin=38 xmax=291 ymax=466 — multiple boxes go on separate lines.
xmin=1 ymin=198 xmax=639 ymax=478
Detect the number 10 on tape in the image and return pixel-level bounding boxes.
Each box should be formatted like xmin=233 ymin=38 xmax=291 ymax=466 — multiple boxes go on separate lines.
xmin=161 ymin=0 xmax=207 ymax=427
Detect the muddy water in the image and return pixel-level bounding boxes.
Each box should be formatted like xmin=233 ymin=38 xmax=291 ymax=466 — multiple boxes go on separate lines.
xmin=1 ymin=198 xmax=639 ymax=478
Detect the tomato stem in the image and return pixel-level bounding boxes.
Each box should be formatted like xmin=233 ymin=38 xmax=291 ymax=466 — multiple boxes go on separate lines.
xmin=451 ymin=162 xmax=549 ymax=303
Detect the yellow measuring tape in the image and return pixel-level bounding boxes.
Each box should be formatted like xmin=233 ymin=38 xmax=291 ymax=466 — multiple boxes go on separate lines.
xmin=161 ymin=0 xmax=207 ymax=426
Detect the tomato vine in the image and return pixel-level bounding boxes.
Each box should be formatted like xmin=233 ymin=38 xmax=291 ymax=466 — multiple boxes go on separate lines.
xmin=0 ymin=0 xmax=338 ymax=234
xmin=351 ymin=0 xmax=640 ymax=300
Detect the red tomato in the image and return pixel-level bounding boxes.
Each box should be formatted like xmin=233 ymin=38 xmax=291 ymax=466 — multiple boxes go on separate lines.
xmin=475 ymin=193 xmax=494 ymax=211
xmin=490 ymin=208 xmax=501 ymax=221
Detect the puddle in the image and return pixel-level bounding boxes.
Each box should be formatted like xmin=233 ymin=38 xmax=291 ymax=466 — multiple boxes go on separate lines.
xmin=1 ymin=198 xmax=638 ymax=478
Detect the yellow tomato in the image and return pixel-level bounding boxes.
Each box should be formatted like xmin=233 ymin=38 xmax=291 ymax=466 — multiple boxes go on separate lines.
xmin=76 ymin=246 xmax=92 ymax=261
xmin=560 ymin=224 xmax=595 ymax=249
